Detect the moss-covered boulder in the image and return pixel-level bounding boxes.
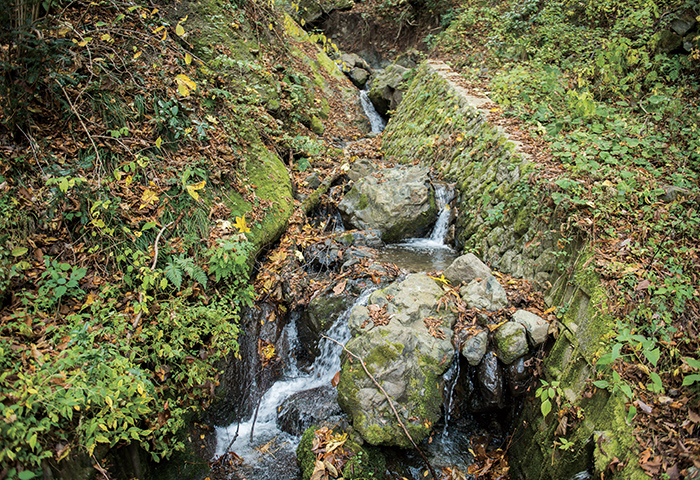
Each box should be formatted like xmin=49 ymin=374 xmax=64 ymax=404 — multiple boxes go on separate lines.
xmin=338 ymin=165 xmax=437 ymax=243
xmin=337 ymin=274 xmax=455 ymax=448
xmin=368 ymin=63 xmax=413 ymax=117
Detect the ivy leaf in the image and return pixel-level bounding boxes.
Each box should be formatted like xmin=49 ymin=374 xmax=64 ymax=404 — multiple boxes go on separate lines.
xmin=185 ymin=180 xmax=206 ymax=201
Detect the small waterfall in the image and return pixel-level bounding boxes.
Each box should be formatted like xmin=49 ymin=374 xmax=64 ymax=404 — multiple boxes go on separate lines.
xmin=429 ymin=184 xmax=455 ymax=244
xmin=360 ymin=88 xmax=386 ymax=133
xmin=214 ymin=287 xmax=377 ymax=465
xmin=397 ymin=183 xmax=454 ymax=250
xmin=442 ymin=355 xmax=461 ymax=435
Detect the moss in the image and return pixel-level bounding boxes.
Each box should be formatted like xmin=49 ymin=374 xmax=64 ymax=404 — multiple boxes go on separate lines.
xmin=357 ymin=193 xmax=369 ymax=211
xmin=310 ymin=115 xmax=324 ymax=135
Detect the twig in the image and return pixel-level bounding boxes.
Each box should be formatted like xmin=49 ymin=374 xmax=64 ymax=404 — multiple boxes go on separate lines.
xmin=151 ymin=221 xmax=173 ymax=270
xmin=223 ymin=421 xmax=241 ymax=454
xmin=249 ymin=390 xmax=264 ymax=442
xmin=321 ymin=335 xmax=439 ymax=480
xmin=129 ymin=221 xmax=172 ymax=334
xmin=56 ymin=81 xmax=102 ymax=178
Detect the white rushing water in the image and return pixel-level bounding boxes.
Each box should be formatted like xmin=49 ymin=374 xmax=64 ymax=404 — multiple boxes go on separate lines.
xmin=360 ymin=88 xmax=387 ymax=133
xmin=395 ymin=183 xmax=454 ymax=250
xmin=214 ymin=288 xmax=376 ymax=462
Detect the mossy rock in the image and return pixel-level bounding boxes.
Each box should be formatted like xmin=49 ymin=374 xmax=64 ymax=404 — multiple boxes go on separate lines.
xmin=297 ymin=425 xmax=385 ymax=480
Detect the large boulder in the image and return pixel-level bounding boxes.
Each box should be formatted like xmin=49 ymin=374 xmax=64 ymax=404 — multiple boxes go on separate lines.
xmin=338 ymin=165 xmax=437 ymax=242
xmin=368 ymin=64 xmax=412 ymax=117
xmin=337 ymin=274 xmax=456 ymax=448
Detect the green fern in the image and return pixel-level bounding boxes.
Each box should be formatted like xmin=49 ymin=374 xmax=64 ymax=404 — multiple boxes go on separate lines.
xmin=164 ymin=255 xmax=208 ymax=290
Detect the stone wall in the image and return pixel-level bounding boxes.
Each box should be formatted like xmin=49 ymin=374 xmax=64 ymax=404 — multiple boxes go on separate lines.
xmin=381 ymin=60 xmax=645 ymax=479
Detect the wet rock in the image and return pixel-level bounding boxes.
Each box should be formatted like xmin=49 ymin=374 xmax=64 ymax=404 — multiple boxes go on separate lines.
xmin=303 ymin=239 xmax=342 ymax=271
xmin=298 ymin=294 xmax=349 ymax=357
xmin=459 ymin=275 xmax=508 ymax=311
xmin=443 ymin=253 xmax=491 ymax=286
xmin=335 ymin=229 xmax=383 ymax=248
xmin=513 ymin=309 xmax=548 ymax=346
xmin=338 ymin=165 xmax=437 ymax=242
xmin=368 ymin=64 xmax=411 ymax=117
xmin=493 ymin=322 xmax=528 ymax=364
xmin=504 ymin=357 xmax=530 ymax=396
xmin=277 ymin=386 xmax=344 ymax=436
xmin=305 ymin=172 xmax=321 ymax=189
xmin=476 ymin=350 xmax=504 ymax=410
xmin=461 ymin=330 xmax=488 ymax=366
xmin=340 ymin=245 xmax=377 ymax=269
xmin=338 ymin=274 xmax=456 ymax=448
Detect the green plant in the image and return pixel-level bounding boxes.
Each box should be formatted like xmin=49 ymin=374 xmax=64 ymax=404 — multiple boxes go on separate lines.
xmin=36 ymin=259 xmax=87 ymax=310
xmin=535 ymin=379 xmax=564 ymax=417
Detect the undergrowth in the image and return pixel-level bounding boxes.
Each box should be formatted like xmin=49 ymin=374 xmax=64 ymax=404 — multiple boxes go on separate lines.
xmin=433 ymin=0 xmax=700 ymax=474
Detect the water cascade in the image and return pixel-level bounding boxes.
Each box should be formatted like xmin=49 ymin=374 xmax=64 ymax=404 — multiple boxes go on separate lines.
xmin=377 ymin=183 xmax=458 ymax=271
xmin=214 ymin=288 xmax=376 ymax=479
xmin=360 ymin=87 xmax=387 ymax=133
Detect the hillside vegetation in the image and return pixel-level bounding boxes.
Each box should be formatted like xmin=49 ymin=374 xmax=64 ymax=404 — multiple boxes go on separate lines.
xmin=0 ymin=0 xmax=360 ymax=477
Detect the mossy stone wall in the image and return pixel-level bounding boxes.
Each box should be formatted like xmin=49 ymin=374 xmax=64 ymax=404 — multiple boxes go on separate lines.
xmin=382 ymin=60 xmax=645 ymax=479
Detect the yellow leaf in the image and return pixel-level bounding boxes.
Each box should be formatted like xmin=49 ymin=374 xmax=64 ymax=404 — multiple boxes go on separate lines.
xmin=176 ymin=23 xmax=185 ymax=36
xmin=105 ymin=396 xmax=113 ymax=408
xmin=101 ymin=33 xmax=111 ymax=42
xmin=139 ymin=189 xmax=159 ymax=210
xmin=185 ymin=52 xmax=192 ymax=65
xmin=186 ymin=180 xmax=206 ymax=201
xmin=152 ymin=25 xmax=164 ymax=33
xmin=155 ymin=136 xmax=162 ymax=148
xmin=543 ymin=306 xmax=557 ymax=315
xmin=133 ymin=51 xmax=142 ymax=60
xmin=175 ymin=74 xmax=197 ymax=97
xmin=234 ymin=215 xmax=251 ymax=234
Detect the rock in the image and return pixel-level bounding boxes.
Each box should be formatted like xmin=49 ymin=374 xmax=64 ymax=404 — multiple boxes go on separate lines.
xmin=338 ymin=165 xmax=437 ymax=242
xmin=394 ymin=48 xmax=423 ymax=69
xmin=339 ymin=53 xmax=371 ymax=71
xmin=335 ymin=229 xmax=384 ymax=248
xmin=305 ymin=173 xmax=321 ymax=189
xmin=655 ymin=30 xmax=683 ymax=53
xmin=493 ymin=322 xmax=528 ymax=364
xmin=512 ymin=309 xmax=548 ymax=346
xmin=310 ymin=115 xmax=324 ymax=135
xmin=459 ymin=275 xmax=508 ymax=311
xmin=670 ymin=14 xmax=697 ymax=37
xmin=298 ymin=293 xmax=349 ymax=357
xmin=461 ymin=330 xmax=488 ymax=366
xmin=347 ymin=158 xmax=377 ymax=182
xmin=277 ymin=386 xmax=344 ymax=436
xmin=443 ymin=253 xmax=491 ymax=285
xmin=287 ymin=0 xmax=354 ymax=25
xmin=504 ymin=357 xmax=530 ymax=396
xmin=476 ymin=350 xmax=504 ymax=410
xmin=662 ymin=184 xmax=690 ymax=202
xmin=349 ymin=67 xmax=370 ymax=88
xmin=337 ymin=274 xmax=456 ymax=448
xmin=368 ymin=64 xmax=412 ymax=117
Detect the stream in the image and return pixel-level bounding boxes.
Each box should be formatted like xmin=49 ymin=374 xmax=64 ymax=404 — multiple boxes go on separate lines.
xmin=213 ymin=168 xmax=484 ymax=479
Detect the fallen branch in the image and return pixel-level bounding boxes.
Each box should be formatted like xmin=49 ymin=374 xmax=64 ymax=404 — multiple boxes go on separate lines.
xmin=301 ymin=170 xmax=343 ymax=216
xmin=321 ymin=335 xmax=439 ymax=480
xmin=56 ymin=81 xmax=102 ymax=178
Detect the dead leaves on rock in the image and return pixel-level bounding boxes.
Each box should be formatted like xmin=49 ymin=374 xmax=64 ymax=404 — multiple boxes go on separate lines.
xmin=310 ymin=427 xmax=353 ymax=480
xmin=467 ymin=435 xmax=510 ymax=479
xmin=360 ymin=303 xmax=391 ymax=329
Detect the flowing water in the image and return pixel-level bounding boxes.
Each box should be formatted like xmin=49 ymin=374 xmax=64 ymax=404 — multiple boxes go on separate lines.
xmin=360 ymin=88 xmax=387 ymax=133
xmin=377 ymin=184 xmax=459 ymax=272
xmin=214 ymin=288 xmax=377 ymax=478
